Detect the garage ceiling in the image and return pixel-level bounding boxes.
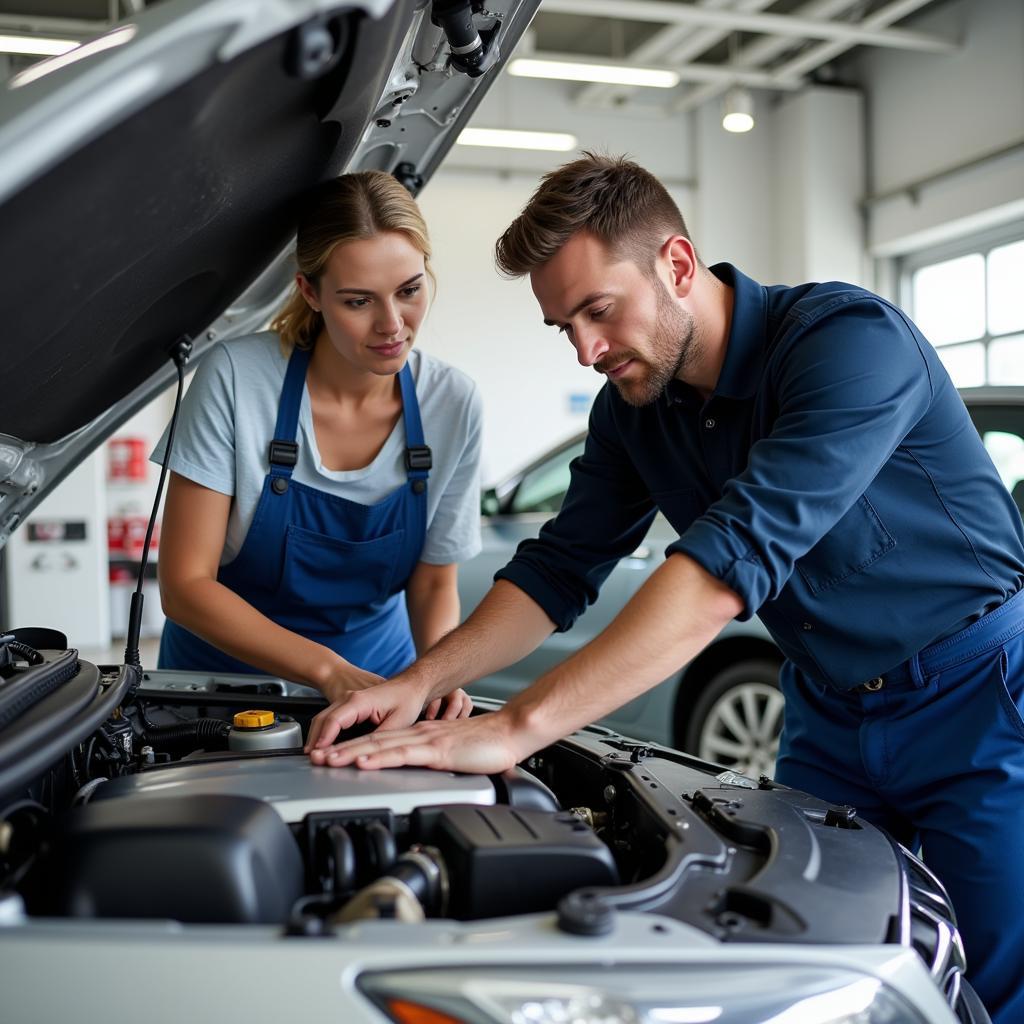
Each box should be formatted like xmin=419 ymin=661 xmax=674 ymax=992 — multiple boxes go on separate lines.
xmin=1 ymin=0 xmax=955 ymax=116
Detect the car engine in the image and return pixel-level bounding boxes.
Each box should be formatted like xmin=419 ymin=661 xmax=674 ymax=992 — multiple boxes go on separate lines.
xmin=0 ymin=644 xmax=985 ymax=1022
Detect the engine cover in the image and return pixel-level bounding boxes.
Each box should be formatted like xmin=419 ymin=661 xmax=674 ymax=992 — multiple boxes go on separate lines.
xmin=92 ymin=754 xmax=497 ymax=822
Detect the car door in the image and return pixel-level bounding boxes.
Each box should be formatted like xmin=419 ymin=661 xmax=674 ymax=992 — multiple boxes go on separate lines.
xmin=963 ymin=394 xmax=1024 ymax=521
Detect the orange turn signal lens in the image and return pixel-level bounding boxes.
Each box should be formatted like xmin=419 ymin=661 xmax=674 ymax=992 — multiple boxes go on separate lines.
xmin=385 ymin=998 xmax=468 ymax=1024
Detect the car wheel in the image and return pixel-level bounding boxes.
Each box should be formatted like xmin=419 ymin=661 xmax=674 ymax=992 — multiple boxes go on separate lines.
xmin=683 ymin=659 xmax=784 ymax=779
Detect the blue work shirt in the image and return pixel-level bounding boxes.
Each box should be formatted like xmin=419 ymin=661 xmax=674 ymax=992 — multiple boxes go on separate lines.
xmin=495 ymin=263 xmax=1024 ymax=690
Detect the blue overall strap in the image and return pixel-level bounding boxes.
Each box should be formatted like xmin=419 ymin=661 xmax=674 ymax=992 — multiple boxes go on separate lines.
xmin=398 ymin=362 xmax=431 ymax=483
xmin=267 ymin=345 xmax=312 ymax=479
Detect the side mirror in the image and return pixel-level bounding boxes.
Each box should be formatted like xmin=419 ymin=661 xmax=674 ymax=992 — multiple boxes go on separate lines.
xmin=481 ymin=488 xmax=501 ymax=517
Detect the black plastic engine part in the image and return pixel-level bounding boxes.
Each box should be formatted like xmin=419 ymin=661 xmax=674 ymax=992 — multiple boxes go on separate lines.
xmin=144 ymin=717 xmax=231 ymax=754
xmin=557 ymin=891 xmax=615 ymax=937
xmin=55 ymin=794 xmax=303 ymax=924
xmin=490 ymin=765 xmax=560 ymax=811
xmin=412 ymin=804 xmax=619 ymax=919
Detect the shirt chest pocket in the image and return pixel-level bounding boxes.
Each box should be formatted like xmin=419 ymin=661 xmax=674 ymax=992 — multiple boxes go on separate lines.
xmin=796 ymin=495 xmax=896 ymax=596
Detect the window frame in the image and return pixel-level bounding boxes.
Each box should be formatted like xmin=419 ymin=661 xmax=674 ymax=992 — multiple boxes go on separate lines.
xmin=899 ymin=220 xmax=1024 ymax=386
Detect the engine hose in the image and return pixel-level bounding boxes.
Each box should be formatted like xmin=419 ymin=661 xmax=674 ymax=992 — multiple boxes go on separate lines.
xmin=363 ymin=820 xmax=397 ymax=876
xmin=144 ymin=718 xmax=231 ymax=752
xmin=318 ymin=823 xmax=356 ymax=895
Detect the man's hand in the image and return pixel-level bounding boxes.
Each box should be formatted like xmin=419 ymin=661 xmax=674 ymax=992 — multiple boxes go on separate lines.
xmin=305 ymin=679 xmax=473 ymax=756
xmin=309 ymin=712 xmax=521 ymax=774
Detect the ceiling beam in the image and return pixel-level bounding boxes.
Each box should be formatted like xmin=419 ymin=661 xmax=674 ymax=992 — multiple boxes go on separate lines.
xmin=575 ymin=0 xmax=777 ymax=108
xmin=541 ymin=0 xmax=957 ymax=54
xmin=669 ymin=0 xmax=866 ymax=114
xmin=670 ymin=0 xmax=944 ymax=113
xmin=0 ymin=15 xmax=107 ymax=40
xmin=771 ymin=0 xmax=946 ymax=78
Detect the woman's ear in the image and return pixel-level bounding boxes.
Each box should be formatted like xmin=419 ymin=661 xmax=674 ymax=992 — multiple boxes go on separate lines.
xmin=295 ymin=272 xmax=321 ymax=312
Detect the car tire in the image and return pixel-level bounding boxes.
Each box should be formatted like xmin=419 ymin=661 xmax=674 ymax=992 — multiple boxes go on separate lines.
xmin=683 ymin=659 xmax=784 ymax=779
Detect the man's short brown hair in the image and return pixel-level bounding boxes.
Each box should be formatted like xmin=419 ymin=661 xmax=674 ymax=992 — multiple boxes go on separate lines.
xmin=494 ymin=152 xmax=697 ymax=279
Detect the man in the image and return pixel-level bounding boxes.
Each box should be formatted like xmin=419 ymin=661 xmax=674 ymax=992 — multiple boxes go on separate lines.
xmin=304 ymin=154 xmax=1024 ymax=1022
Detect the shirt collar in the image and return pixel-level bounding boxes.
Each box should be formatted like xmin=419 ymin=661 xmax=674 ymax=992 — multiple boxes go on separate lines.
xmin=707 ymin=262 xmax=766 ymax=401
xmin=663 ymin=262 xmax=766 ymax=407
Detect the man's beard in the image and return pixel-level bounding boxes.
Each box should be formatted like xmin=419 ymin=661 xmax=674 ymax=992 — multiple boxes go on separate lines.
xmin=603 ymin=284 xmax=697 ymax=407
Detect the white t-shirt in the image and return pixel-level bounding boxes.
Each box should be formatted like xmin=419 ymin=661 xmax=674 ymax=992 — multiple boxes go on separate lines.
xmin=151 ymin=333 xmax=483 ymax=566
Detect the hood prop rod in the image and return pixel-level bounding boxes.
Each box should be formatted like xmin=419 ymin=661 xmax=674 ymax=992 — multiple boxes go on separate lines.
xmin=123 ymin=336 xmax=193 ymax=669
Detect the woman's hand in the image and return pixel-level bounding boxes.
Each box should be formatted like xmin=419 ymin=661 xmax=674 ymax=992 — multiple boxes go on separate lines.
xmin=305 ymin=678 xmax=473 ymax=758
xmin=423 ymin=688 xmax=474 ymax=722
xmin=317 ymin=661 xmax=387 ymax=704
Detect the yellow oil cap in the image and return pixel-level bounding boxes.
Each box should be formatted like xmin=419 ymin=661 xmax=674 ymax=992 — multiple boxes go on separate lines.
xmin=233 ymin=709 xmax=275 ymax=729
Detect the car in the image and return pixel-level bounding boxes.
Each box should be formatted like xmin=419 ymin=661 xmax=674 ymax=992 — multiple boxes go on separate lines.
xmin=465 ymin=391 xmax=1024 ymax=780
xmin=0 ymin=2 xmax=990 ymax=1022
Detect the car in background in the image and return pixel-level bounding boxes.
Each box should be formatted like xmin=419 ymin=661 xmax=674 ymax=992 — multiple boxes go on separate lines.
xmin=462 ymin=388 xmax=1024 ymax=778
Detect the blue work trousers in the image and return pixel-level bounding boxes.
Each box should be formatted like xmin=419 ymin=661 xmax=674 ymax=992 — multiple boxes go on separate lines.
xmin=776 ymin=588 xmax=1024 ymax=1024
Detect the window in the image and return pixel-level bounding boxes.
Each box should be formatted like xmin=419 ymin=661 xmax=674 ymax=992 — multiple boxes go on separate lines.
xmin=902 ymin=228 xmax=1024 ymax=388
xmin=510 ymin=437 xmax=586 ymax=514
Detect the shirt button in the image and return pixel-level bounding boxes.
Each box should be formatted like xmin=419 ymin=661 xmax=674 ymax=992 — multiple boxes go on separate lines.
xmin=802 ymin=622 xmax=813 ymax=631
xmin=704 ymin=418 xmax=716 ymax=429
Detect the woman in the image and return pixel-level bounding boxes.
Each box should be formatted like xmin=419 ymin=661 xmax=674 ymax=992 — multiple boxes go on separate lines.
xmin=152 ymin=171 xmax=480 ymax=716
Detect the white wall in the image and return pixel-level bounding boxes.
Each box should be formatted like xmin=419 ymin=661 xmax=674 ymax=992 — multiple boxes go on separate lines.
xmin=5 ymin=455 xmax=110 ymax=648
xmin=848 ymin=0 xmax=1024 ymax=256
xmin=416 ymin=172 xmax=607 ymax=484
xmin=692 ymin=93 xmax=779 ymax=282
xmin=772 ymin=87 xmax=867 ymax=286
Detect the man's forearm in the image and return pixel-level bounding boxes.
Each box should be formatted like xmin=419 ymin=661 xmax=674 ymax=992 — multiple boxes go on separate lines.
xmin=397 ymin=580 xmax=556 ymax=700
xmin=499 ymin=553 xmax=744 ymax=759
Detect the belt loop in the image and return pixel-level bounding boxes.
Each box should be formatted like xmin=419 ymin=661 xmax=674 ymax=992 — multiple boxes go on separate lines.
xmin=910 ymin=651 xmax=926 ymax=688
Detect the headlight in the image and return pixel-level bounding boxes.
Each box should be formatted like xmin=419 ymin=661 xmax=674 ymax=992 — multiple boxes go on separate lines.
xmin=360 ymin=966 xmax=927 ymax=1024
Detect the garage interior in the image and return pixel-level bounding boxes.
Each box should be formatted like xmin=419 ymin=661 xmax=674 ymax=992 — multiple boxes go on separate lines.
xmin=1 ymin=3 xmax=1023 ymax=1023
xmin=0 ymin=0 xmax=1021 ymax=709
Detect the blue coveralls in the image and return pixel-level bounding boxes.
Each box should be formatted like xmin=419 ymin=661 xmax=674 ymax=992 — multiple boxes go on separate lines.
xmin=776 ymin=593 xmax=1024 ymax=1024
xmin=159 ymin=344 xmax=429 ymax=678
xmin=496 ymin=263 xmax=1024 ymax=1023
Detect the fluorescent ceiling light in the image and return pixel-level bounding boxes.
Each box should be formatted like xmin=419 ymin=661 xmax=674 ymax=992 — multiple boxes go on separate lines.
xmin=457 ymin=127 xmax=577 ymax=152
xmin=0 ymin=34 xmax=78 ymax=57
xmin=722 ymin=86 xmax=755 ymax=133
xmin=509 ymin=57 xmax=679 ymax=89
xmin=10 ymin=25 xmax=137 ymax=89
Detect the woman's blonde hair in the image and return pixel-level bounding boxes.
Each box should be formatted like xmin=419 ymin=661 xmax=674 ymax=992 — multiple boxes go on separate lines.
xmin=270 ymin=171 xmax=434 ymax=350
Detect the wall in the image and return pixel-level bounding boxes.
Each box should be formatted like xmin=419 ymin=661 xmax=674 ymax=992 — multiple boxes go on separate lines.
xmin=847 ymin=0 xmax=1024 ymax=256
xmin=692 ymin=92 xmax=779 ymax=282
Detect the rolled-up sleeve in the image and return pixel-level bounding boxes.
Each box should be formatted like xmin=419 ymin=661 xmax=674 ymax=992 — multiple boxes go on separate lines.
xmin=670 ymin=298 xmax=934 ymax=618
xmin=495 ymin=389 xmax=657 ymax=632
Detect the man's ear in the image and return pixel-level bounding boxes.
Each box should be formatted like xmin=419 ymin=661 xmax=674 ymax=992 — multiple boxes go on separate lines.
xmin=295 ymin=272 xmax=321 ymax=312
xmin=660 ymin=235 xmax=698 ymax=298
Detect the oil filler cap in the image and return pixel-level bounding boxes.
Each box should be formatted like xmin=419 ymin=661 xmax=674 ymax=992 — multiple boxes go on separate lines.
xmin=233 ymin=710 xmax=275 ymax=729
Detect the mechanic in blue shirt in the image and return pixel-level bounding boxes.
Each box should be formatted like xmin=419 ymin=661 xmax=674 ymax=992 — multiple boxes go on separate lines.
xmin=305 ymin=154 xmax=1024 ymax=1023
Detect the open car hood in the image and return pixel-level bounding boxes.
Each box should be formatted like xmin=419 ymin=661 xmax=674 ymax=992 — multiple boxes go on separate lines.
xmin=0 ymin=0 xmax=538 ymax=546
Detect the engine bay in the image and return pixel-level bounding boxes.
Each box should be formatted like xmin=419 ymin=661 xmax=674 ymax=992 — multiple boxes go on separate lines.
xmin=0 ymin=643 xmax=972 ymax=1015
